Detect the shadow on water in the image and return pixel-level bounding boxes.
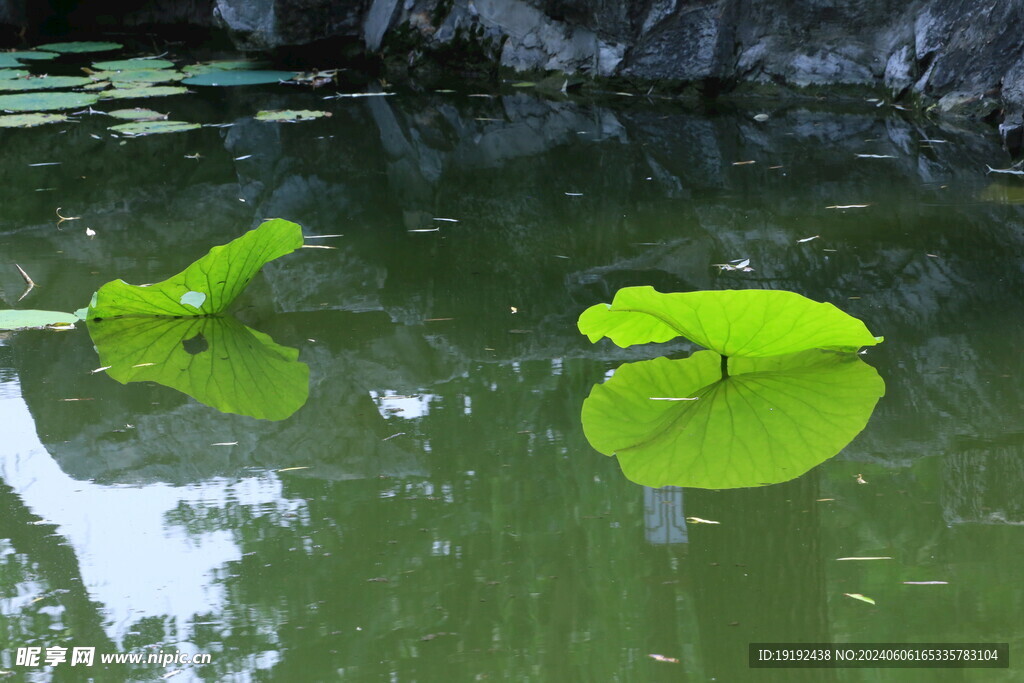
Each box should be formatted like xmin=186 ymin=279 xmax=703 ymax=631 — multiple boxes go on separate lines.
xmin=1 ymin=90 xmax=1022 ymax=679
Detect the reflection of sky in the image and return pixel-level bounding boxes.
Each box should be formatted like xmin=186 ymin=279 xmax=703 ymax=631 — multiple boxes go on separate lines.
xmin=369 ymin=389 xmax=436 ymax=419
xmin=0 ymin=380 xmax=300 ymax=654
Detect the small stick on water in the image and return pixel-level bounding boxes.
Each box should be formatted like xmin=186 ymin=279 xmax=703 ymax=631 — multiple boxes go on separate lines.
xmin=721 ymin=353 xmax=729 ymax=379
xmin=15 ymin=264 xmax=36 ymax=301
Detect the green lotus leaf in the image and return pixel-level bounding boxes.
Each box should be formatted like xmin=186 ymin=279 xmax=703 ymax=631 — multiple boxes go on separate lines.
xmin=0 ymin=91 xmax=100 ymax=112
xmin=182 ymin=60 xmax=269 ymax=76
xmin=579 ymin=286 xmax=882 ymax=357
xmin=99 ymin=85 xmax=189 ymax=100
xmin=1 ymin=51 xmax=59 ymax=62
xmin=255 ymin=109 xmax=332 ymax=123
xmin=0 ymin=75 xmax=93 ymax=92
xmin=0 ymin=69 xmax=31 ymax=79
xmin=0 ymin=112 xmax=68 ymax=128
xmin=85 ymin=218 xmax=304 ymax=318
xmin=0 ymin=54 xmax=23 ymax=68
xmin=104 ymin=107 xmax=167 ymax=121
xmin=109 ymin=120 xmax=200 ymax=136
xmin=34 ymin=41 xmax=123 ymax=53
xmin=92 ymin=58 xmax=175 ymax=71
xmin=582 ymin=350 xmax=885 ymax=489
xmin=0 ymin=309 xmax=78 ymax=330
xmin=182 ymin=70 xmax=298 ymax=87
xmin=92 ymin=69 xmax=186 ymax=84
xmin=87 ymin=315 xmax=309 ymax=420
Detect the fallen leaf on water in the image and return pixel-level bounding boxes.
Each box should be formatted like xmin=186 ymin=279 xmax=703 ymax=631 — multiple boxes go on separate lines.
xmin=86 ymin=227 xmax=96 ymax=237
xmin=564 ymin=192 xmax=583 ymax=197
xmin=55 ymin=207 xmax=81 ymax=225
xmin=903 ymin=581 xmax=948 ymax=585
xmin=855 ymin=473 xmax=867 ymax=484
xmin=826 ymin=204 xmax=870 ymax=209
xmin=797 ymin=235 xmax=820 ymax=243
xmin=306 ymin=234 xmax=344 ymax=239
xmin=837 ymin=557 xmax=892 ymax=561
xmin=408 ymin=228 xmax=439 ymax=233
xmin=91 ymin=366 xmax=112 ymax=373
xmin=732 ymin=160 xmax=756 ymax=166
xmin=844 ymin=593 xmax=876 ymax=605
xmin=211 ymin=441 xmax=238 ymax=446
xmin=278 ymin=466 xmax=310 ymax=472
xmin=686 ymin=517 xmax=720 ymax=525
xmin=648 ymin=654 xmax=680 ymax=663
xmin=433 ymin=217 xmax=459 ymax=222
xmin=300 ymin=244 xmax=336 ymax=249
xmin=510 ymin=306 xmax=518 ymax=314
xmin=816 ymin=498 xmax=835 ymax=501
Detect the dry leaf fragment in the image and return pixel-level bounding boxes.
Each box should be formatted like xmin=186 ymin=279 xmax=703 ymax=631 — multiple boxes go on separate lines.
xmin=826 ymin=204 xmax=870 ymax=209
xmin=855 ymin=473 xmax=867 ymax=484
xmin=277 ymin=466 xmax=309 ymax=472
xmin=648 ymin=654 xmax=680 ymax=663
xmin=797 ymin=235 xmax=820 ymax=243
xmin=837 ymin=557 xmax=892 ymax=561
xmin=686 ymin=517 xmax=720 ymax=525
xmin=844 ymin=593 xmax=876 ymax=605
xmin=902 ymin=581 xmax=948 ymax=585
xmin=732 ymin=160 xmax=756 ymax=165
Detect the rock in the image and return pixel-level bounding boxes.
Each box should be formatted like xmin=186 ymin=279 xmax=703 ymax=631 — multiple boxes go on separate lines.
xmin=213 ymin=0 xmax=365 ymax=50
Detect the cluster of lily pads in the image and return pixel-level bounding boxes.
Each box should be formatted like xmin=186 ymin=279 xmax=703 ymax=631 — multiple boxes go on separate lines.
xmin=0 ymin=41 xmax=333 ymax=133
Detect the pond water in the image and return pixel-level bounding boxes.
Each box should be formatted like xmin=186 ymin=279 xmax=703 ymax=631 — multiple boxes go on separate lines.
xmin=1 ymin=80 xmax=1023 ymax=682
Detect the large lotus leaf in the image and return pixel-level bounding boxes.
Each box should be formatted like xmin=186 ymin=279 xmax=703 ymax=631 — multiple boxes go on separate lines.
xmin=2 ymin=51 xmax=58 ymax=62
xmin=0 ymin=309 xmax=78 ymax=330
xmin=582 ymin=350 xmax=885 ymax=489
xmin=182 ymin=70 xmax=297 ymax=86
xmin=0 ymin=75 xmax=93 ymax=92
xmin=0 ymin=54 xmax=22 ymax=68
xmin=0 ymin=112 xmax=68 ymax=128
xmin=579 ymin=286 xmax=882 ymax=357
xmin=87 ymin=315 xmax=309 ymax=420
xmin=0 ymin=91 xmax=99 ymax=111
xmin=99 ymin=85 xmax=189 ymax=100
xmin=0 ymin=69 xmax=31 ymax=79
xmin=85 ymin=219 xmax=304 ymax=318
xmin=34 ymin=41 xmax=123 ymax=53
xmin=92 ymin=58 xmax=175 ymax=71
xmin=109 ymin=120 xmax=199 ymax=136
xmin=182 ymin=60 xmax=270 ymax=76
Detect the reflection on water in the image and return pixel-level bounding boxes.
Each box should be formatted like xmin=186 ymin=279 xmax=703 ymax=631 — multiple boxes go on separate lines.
xmin=1 ymin=89 xmax=1023 ymax=679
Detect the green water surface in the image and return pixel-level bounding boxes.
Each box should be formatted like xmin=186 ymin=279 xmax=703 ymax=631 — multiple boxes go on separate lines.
xmin=0 ymin=85 xmax=1022 ymax=681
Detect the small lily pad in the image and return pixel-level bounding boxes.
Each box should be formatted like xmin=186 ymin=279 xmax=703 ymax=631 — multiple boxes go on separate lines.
xmin=182 ymin=70 xmax=298 ymax=86
xmin=0 ymin=75 xmax=93 ymax=92
xmin=0 ymin=91 xmax=100 ymax=112
xmin=0 ymin=309 xmax=78 ymax=330
xmin=4 ymin=51 xmax=59 ymax=62
xmin=183 ymin=60 xmax=269 ymax=75
xmin=92 ymin=58 xmax=175 ymax=71
xmin=255 ymin=109 xmax=332 ymax=123
xmin=105 ymin=107 xmax=167 ymax=121
xmin=0 ymin=112 xmax=68 ymax=128
xmin=92 ymin=69 xmax=187 ymax=84
xmin=81 ymin=80 xmax=111 ymax=91
xmin=99 ymin=85 xmax=189 ymax=100
xmin=0 ymin=69 xmax=31 ymax=79
xmin=34 ymin=41 xmax=123 ymax=53
xmin=108 ymin=120 xmax=200 ymax=136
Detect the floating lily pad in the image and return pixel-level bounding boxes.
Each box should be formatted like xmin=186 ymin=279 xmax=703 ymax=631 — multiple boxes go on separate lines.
xmin=0 ymin=112 xmax=69 ymax=128
xmin=0 ymin=75 xmax=93 ymax=92
xmin=255 ymin=109 xmax=332 ymax=123
xmin=92 ymin=58 xmax=175 ymax=71
xmin=182 ymin=70 xmax=298 ymax=86
xmin=99 ymin=85 xmax=189 ymax=100
xmin=91 ymin=69 xmax=186 ymax=84
xmin=34 ymin=41 xmax=123 ymax=53
xmin=105 ymin=107 xmax=167 ymax=121
xmin=3 ymin=51 xmax=59 ymax=62
xmin=108 ymin=120 xmax=200 ymax=136
xmin=81 ymin=80 xmax=111 ymax=91
xmin=183 ymin=60 xmax=269 ymax=76
xmin=0 ymin=69 xmax=30 ymax=79
xmin=0 ymin=54 xmax=22 ymax=68
xmin=0 ymin=309 xmax=78 ymax=330
xmin=0 ymin=91 xmax=99 ymax=112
